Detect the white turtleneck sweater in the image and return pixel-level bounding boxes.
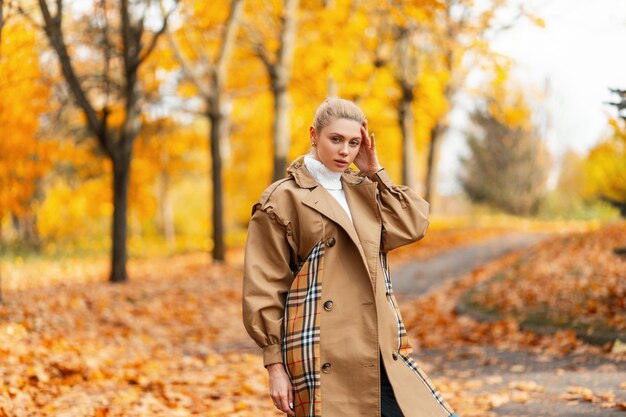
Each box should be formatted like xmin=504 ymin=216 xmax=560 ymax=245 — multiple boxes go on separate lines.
xmin=304 ymin=154 xmax=353 ymax=223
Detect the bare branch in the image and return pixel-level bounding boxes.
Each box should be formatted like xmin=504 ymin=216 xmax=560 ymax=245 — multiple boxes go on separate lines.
xmin=274 ymin=0 xmax=299 ymax=85
xmin=240 ymin=18 xmax=275 ymax=73
xmin=54 ymin=0 xmax=61 ymax=23
xmin=136 ymin=0 xmax=179 ymax=68
xmin=99 ymin=0 xmax=113 ymax=110
xmin=11 ymin=0 xmax=43 ymax=30
xmin=251 ymin=40 xmax=274 ymax=78
xmin=120 ymin=0 xmax=135 ymax=74
xmin=215 ymin=0 xmax=244 ymax=77
xmin=159 ymin=0 xmax=211 ymax=99
xmin=37 ymin=0 xmax=112 ymax=157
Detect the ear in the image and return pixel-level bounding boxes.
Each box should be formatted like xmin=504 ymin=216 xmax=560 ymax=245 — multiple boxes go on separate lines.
xmin=309 ymin=125 xmax=316 ymax=140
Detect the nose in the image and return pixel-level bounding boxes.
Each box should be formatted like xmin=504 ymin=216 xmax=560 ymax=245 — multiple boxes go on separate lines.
xmin=339 ymin=143 xmax=349 ymax=156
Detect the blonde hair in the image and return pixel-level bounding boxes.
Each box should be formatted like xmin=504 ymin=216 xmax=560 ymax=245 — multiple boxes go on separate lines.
xmin=312 ymin=97 xmax=366 ymax=135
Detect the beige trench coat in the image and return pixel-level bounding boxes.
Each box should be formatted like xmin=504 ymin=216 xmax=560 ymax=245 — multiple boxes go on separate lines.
xmin=242 ymin=155 xmax=458 ymax=417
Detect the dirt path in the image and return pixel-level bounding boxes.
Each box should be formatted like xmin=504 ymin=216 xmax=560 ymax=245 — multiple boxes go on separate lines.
xmin=392 ymin=232 xmax=626 ymax=417
xmin=419 ymin=344 xmax=625 ymax=417
xmin=391 ymin=232 xmax=551 ymax=297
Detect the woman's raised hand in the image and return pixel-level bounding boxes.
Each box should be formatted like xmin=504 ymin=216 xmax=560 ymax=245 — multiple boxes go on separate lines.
xmin=267 ymin=363 xmax=295 ymax=416
xmin=354 ymin=119 xmax=382 ymax=176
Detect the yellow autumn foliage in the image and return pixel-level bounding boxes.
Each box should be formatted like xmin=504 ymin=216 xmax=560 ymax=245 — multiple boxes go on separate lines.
xmin=583 ymin=118 xmax=626 ymax=203
xmin=38 ymin=177 xmax=112 ymax=250
xmin=1 ymin=0 xmax=560 ymax=254
xmin=0 ymin=18 xmax=52 ymax=218
xmin=486 ymin=61 xmax=533 ymax=130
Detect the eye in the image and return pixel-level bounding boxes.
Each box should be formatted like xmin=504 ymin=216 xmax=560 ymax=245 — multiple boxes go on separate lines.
xmin=331 ymin=137 xmax=341 ymax=143
xmin=350 ymin=140 xmax=360 ymax=147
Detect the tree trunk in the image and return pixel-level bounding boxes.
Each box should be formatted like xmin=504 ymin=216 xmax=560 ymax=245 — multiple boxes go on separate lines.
xmin=17 ymin=212 xmax=40 ymax=250
xmin=270 ymin=0 xmax=299 ymax=182
xmin=10 ymin=213 xmax=37 ymax=249
xmin=399 ymin=85 xmax=416 ymax=191
xmin=110 ymin=152 xmax=131 ymax=283
xmin=272 ymin=83 xmax=290 ymax=182
xmin=208 ymin=97 xmax=225 ymax=263
xmin=0 ymin=10 xmax=3 ymax=281
xmin=37 ymin=0 xmax=173 ymax=283
xmin=425 ymin=121 xmax=444 ymax=207
xmin=0 ymin=0 xmax=4 ymax=53
xmin=0 ymin=214 xmax=3 ymax=303
xmin=158 ymin=167 xmax=176 ymax=253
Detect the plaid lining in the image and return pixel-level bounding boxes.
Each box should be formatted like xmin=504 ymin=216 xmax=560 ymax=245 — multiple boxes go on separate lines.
xmin=282 ymin=241 xmax=325 ymax=417
xmin=280 ymin=246 xmax=456 ymax=417
xmin=380 ymin=252 xmax=457 ymax=417
xmin=380 ymin=252 xmax=410 ymax=356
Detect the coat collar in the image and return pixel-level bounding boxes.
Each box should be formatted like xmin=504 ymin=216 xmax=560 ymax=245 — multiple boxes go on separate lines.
xmin=286 ymin=155 xmax=380 ymax=282
xmin=286 ymin=154 xmax=369 ymax=189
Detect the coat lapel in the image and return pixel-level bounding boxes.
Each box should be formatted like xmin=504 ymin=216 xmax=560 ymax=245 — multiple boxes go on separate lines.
xmin=301 ymin=186 xmax=368 ymax=269
xmin=287 ymin=155 xmax=382 ymax=282
xmin=342 ymin=178 xmax=380 ymax=246
xmin=342 ymin=178 xmax=381 ymax=286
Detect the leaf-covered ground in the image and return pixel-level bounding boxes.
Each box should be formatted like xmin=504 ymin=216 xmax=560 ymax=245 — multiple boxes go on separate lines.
xmin=0 ymin=224 xmax=624 ymax=416
xmin=463 ymin=221 xmax=626 ymax=334
xmin=390 ymin=217 xmax=594 ymax=263
xmin=3 ymin=218 xmax=589 ymax=293
xmin=0 ymin=256 xmax=266 ymax=416
xmin=399 ymin=244 xmax=626 ymax=416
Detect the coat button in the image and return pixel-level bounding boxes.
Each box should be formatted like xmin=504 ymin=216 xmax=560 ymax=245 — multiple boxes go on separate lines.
xmin=392 ymin=352 xmax=398 ymax=361
xmin=326 ymin=237 xmax=336 ymax=247
xmin=321 ymin=362 xmax=332 ymax=373
xmin=323 ymin=300 xmax=333 ymax=311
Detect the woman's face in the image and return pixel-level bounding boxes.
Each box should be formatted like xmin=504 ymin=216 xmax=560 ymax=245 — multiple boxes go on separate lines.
xmin=310 ymin=118 xmax=362 ymax=172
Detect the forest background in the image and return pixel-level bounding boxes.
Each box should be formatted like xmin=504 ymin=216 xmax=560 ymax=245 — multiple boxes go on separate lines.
xmin=1 ymin=1 xmax=626 ymax=416
xmin=1 ymin=0 xmax=622 ymax=283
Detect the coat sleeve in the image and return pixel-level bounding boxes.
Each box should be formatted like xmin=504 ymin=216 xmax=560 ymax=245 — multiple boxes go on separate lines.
xmin=241 ymin=203 xmax=295 ymax=368
xmin=367 ymin=168 xmax=430 ymax=253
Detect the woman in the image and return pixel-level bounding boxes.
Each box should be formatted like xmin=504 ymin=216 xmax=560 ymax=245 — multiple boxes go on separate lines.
xmin=242 ymin=97 xmax=458 ymax=417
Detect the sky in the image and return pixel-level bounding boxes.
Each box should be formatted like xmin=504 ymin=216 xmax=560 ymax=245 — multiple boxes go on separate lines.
xmin=437 ymin=0 xmax=626 ymax=194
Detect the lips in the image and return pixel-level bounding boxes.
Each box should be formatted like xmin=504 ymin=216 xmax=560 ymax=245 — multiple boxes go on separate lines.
xmin=334 ymin=159 xmax=348 ymax=166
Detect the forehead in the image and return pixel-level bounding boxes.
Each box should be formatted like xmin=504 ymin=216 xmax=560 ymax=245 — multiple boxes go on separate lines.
xmin=321 ymin=118 xmax=362 ymax=137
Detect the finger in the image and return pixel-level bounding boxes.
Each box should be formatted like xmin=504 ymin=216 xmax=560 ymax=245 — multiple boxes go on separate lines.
xmin=272 ymin=397 xmax=284 ymax=413
xmin=279 ymin=393 xmax=291 ymax=414
xmin=370 ymin=132 xmax=376 ymax=149
xmin=270 ymin=390 xmax=284 ymax=410
xmin=361 ymin=126 xmax=370 ymax=147
xmin=270 ymin=393 xmax=280 ymax=410
xmin=288 ymin=386 xmax=295 ymax=416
